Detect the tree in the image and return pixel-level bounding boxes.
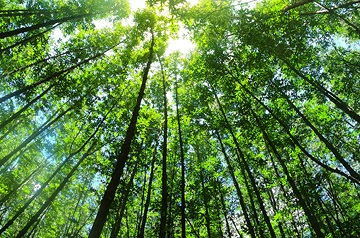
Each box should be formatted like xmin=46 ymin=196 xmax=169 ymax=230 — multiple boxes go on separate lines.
xmin=1 ymin=0 xmax=360 ymax=237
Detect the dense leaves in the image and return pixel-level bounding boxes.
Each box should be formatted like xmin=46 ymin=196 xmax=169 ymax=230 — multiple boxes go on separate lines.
xmin=1 ymin=0 xmax=360 ymax=237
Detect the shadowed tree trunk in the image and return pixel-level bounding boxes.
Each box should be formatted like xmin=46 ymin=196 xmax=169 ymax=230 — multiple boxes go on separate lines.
xmin=88 ymin=32 xmax=155 ymax=238
xmin=138 ymin=144 xmax=157 ymax=238
xmin=110 ymin=160 xmax=139 ymax=238
xmin=159 ymin=56 xmax=168 ymax=238
xmin=251 ymin=107 xmax=325 ymax=238
xmin=175 ymin=81 xmax=186 ymax=238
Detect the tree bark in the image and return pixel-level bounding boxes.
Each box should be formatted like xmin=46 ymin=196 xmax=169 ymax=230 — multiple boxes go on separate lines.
xmin=251 ymin=108 xmax=325 ymax=238
xmin=0 ymin=84 xmax=54 ymax=131
xmin=0 ymin=13 xmax=91 ymax=39
xmin=282 ymin=60 xmax=360 ymax=124
xmin=88 ymin=33 xmax=155 ymax=238
xmin=110 ymin=161 xmax=139 ymax=238
xmin=0 ymin=104 xmax=75 ymax=168
xmin=175 ymin=81 xmax=187 ymax=238
xmin=159 ymin=56 xmax=168 ymax=238
xmin=236 ymin=80 xmax=360 ymax=185
xmin=212 ymin=87 xmax=276 ymax=238
xmin=0 ymin=104 xmax=109 ymax=235
xmin=215 ymin=131 xmax=256 ymax=238
xmin=15 ymin=142 xmax=97 ymax=237
xmin=138 ymin=145 xmax=157 ymax=238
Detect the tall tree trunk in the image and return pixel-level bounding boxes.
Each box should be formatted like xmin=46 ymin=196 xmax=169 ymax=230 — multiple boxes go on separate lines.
xmin=281 ymin=92 xmax=360 ymax=181
xmin=88 ymin=33 xmax=155 ymax=238
xmin=175 ymin=81 xmax=186 ymax=238
xmin=199 ymin=168 xmax=212 ymax=238
xmin=0 ymin=42 xmax=118 ymax=104
xmin=251 ymin=108 xmax=325 ymax=238
xmin=238 ymin=81 xmax=360 ymax=185
xmin=217 ymin=181 xmax=231 ymax=237
xmin=15 ymin=142 xmax=97 ymax=237
xmin=0 ymin=13 xmax=91 ymax=39
xmin=159 ymin=56 xmax=168 ymax=238
xmin=215 ymin=131 xmax=256 ymax=238
xmin=0 ymin=163 xmax=45 ymax=206
xmin=110 ymin=161 xmax=139 ymax=238
xmin=0 ymin=23 xmax=60 ymax=53
xmin=0 ymin=84 xmax=54 ymax=131
xmin=0 ymin=104 xmax=76 ymax=168
xmin=0 ymin=105 xmax=110 ymax=235
xmin=212 ymin=87 xmax=277 ymax=238
xmin=135 ymin=166 xmax=147 ymax=237
xmin=138 ymin=145 xmax=157 ymax=238
xmin=282 ymin=60 xmax=360 ymax=124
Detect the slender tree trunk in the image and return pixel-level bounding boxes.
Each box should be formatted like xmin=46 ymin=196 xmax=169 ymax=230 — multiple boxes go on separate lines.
xmin=215 ymin=131 xmax=256 ymax=238
xmin=0 ymin=163 xmax=45 ymax=206
xmin=0 ymin=13 xmax=91 ymax=39
xmin=229 ymin=215 xmax=244 ymax=238
xmin=0 ymin=23 xmax=60 ymax=53
xmin=0 ymin=104 xmax=109 ymax=235
xmin=251 ymin=108 xmax=325 ymax=238
xmin=1 ymin=48 xmax=82 ymax=78
xmin=199 ymin=168 xmax=212 ymax=238
xmin=281 ymin=92 xmax=360 ymax=181
xmin=0 ymin=104 xmax=76 ymax=167
xmin=0 ymin=9 xmax=58 ymax=17
xmin=282 ymin=60 xmax=360 ymax=124
xmin=15 ymin=142 xmax=97 ymax=237
xmin=0 ymin=42 xmax=118 ymax=104
xmin=135 ymin=167 xmax=147 ymax=237
xmin=212 ymin=87 xmax=276 ymax=238
xmin=186 ymin=217 xmax=201 ymax=238
xmin=88 ymin=33 xmax=154 ymax=238
xmin=159 ymin=55 xmax=168 ymax=238
xmin=175 ymin=81 xmax=186 ymax=238
xmin=238 ymin=81 xmax=360 ymax=185
xmin=110 ymin=161 xmax=139 ymax=238
xmin=138 ymin=145 xmax=157 ymax=238
xmin=0 ymin=84 xmax=54 ymax=131
xmin=217 ymin=182 xmax=231 ymax=237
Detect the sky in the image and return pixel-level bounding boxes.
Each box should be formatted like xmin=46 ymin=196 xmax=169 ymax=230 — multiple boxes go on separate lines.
xmin=52 ymin=0 xmax=201 ymax=56
xmin=127 ymin=0 xmax=197 ymax=55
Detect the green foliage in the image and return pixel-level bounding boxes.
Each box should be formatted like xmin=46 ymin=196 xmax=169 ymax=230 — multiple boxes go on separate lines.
xmin=1 ymin=0 xmax=360 ymax=237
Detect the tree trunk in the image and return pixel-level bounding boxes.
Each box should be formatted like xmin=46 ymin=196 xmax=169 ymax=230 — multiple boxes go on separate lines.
xmin=0 ymin=13 xmax=91 ymax=39
xmin=0 ymin=84 xmax=54 ymax=131
xmin=15 ymin=142 xmax=97 ymax=237
xmin=138 ymin=145 xmax=157 ymax=238
xmin=199 ymin=168 xmax=212 ymax=238
xmin=217 ymin=181 xmax=232 ymax=237
xmin=110 ymin=161 xmax=139 ymax=238
xmin=0 ymin=104 xmax=75 ymax=168
xmin=0 ymin=23 xmax=60 ymax=53
xmin=251 ymin=108 xmax=325 ymax=238
xmin=0 ymin=104 xmax=109 ymax=235
xmin=239 ymin=82 xmax=360 ymax=185
xmin=215 ymin=131 xmax=256 ymax=238
xmin=88 ymin=33 xmax=155 ymax=238
xmin=175 ymin=81 xmax=186 ymax=238
xmin=0 ymin=43 xmax=118 ymax=104
xmin=159 ymin=56 xmax=168 ymax=238
xmin=0 ymin=163 xmax=45 ymax=206
xmin=282 ymin=92 xmax=360 ymax=181
xmin=212 ymin=87 xmax=276 ymax=238
xmin=282 ymin=60 xmax=360 ymax=124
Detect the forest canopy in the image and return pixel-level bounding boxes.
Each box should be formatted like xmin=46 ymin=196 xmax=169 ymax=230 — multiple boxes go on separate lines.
xmin=1 ymin=0 xmax=360 ymax=237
